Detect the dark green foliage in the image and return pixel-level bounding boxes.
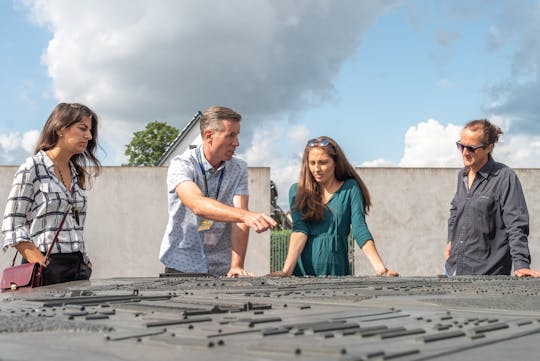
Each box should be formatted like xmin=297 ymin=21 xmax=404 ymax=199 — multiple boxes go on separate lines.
xmin=124 ymin=121 xmax=179 ymax=166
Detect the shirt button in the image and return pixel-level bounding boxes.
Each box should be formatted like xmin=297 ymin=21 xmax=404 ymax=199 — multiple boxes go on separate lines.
xmin=73 ymin=243 xmax=80 ymax=251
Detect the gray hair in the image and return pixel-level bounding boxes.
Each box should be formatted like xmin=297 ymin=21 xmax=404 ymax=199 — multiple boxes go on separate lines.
xmin=199 ymin=106 xmax=241 ymax=134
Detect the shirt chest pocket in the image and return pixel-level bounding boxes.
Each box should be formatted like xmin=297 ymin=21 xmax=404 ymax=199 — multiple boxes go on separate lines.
xmin=39 ymin=181 xmax=67 ymax=204
xmin=472 ymin=195 xmax=496 ymax=213
xmin=471 ymin=194 xmax=497 ymax=236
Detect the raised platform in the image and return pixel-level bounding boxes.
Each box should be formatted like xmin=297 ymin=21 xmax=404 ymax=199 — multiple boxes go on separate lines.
xmin=2 ymin=276 xmax=540 ymax=360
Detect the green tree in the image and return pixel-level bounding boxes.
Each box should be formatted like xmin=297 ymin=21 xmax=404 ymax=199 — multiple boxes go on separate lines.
xmin=124 ymin=121 xmax=179 ymax=166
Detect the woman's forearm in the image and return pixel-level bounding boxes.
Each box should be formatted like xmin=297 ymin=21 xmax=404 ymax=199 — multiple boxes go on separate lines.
xmin=281 ymin=232 xmax=308 ymax=275
xmin=361 ymin=240 xmax=388 ymax=275
xmin=14 ymin=242 xmax=47 ymax=266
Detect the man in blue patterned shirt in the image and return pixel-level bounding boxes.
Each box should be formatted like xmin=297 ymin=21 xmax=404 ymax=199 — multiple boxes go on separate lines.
xmin=159 ymin=106 xmax=276 ymax=276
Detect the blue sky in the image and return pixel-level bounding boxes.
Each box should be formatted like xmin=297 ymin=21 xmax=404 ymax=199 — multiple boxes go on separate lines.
xmin=1 ymin=0 xmax=540 ymax=204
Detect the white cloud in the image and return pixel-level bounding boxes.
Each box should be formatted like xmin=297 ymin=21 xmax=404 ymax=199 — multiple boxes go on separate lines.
xmin=21 ymin=130 xmax=40 ymax=153
xmin=240 ymin=125 xmax=282 ymax=166
xmin=239 ymin=123 xmax=305 ymax=209
xmin=361 ymin=158 xmax=397 ymax=167
xmin=394 ymin=117 xmax=540 ymax=169
xmin=495 ymin=134 xmax=540 ymax=168
xmin=288 ymin=125 xmax=310 ymax=146
xmin=0 ymin=133 xmax=21 ymax=152
xmin=399 ymin=119 xmax=462 ymax=167
xmin=0 ymin=130 xmax=39 ymax=163
xmin=21 ymin=0 xmax=398 ymax=163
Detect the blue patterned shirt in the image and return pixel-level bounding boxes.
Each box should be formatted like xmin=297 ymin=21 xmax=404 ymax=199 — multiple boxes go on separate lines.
xmin=159 ymin=145 xmax=249 ymax=276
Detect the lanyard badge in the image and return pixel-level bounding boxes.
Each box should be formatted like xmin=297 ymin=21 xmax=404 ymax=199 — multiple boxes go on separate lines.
xmin=198 ymin=219 xmax=214 ymax=232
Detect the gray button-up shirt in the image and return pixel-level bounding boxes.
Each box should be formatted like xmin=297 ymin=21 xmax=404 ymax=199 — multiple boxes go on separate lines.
xmin=445 ymin=156 xmax=531 ymax=275
xmin=159 ymin=145 xmax=249 ymax=276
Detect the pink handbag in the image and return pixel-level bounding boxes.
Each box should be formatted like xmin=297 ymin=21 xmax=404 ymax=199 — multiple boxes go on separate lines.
xmin=1 ymin=208 xmax=70 ymax=292
xmin=0 ymin=262 xmax=43 ymax=291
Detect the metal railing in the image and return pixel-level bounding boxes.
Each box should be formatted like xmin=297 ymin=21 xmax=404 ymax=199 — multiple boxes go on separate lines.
xmin=269 ymin=231 xmax=355 ymax=274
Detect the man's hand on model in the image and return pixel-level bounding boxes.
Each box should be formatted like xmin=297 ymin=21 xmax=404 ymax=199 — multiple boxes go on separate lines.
xmin=514 ymin=268 xmax=540 ymax=277
xmin=242 ymin=212 xmax=277 ymax=233
xmin=227 ymin=266 xmax=254 ymax=278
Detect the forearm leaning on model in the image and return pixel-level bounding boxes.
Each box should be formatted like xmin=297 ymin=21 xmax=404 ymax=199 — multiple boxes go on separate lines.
xmin=281 ymin=232 xmax=308 ymax=276
xmin=230 ymin=223 xmax=249 ymax=270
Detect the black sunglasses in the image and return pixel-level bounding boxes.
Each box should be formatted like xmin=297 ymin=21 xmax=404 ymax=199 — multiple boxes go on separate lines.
xmin=456 ymin=141 xmax=487 ymax=153
xmin=307 ymin=138 xmax=330 ymax=147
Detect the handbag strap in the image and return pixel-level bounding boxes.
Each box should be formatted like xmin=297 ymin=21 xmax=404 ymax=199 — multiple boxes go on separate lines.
xmin=11 ymin=207 xmax=72 ymax=266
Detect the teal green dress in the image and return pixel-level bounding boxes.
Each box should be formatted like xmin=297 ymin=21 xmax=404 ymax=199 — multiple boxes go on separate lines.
xmin=290 ymin=179 xmax=373 ymax=276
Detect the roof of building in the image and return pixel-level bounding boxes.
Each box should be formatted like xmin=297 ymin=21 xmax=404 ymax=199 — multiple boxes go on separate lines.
xmin=155 ymin=111 xmax=202 ymax=166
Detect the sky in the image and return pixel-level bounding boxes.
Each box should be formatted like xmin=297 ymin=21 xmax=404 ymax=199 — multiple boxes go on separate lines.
xmin=1 ymin=0 xmax=540 ymax=208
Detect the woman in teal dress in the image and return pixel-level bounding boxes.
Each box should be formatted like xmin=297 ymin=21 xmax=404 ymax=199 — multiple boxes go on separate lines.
xmin=270 ymin=136 xmax=398 ymax=277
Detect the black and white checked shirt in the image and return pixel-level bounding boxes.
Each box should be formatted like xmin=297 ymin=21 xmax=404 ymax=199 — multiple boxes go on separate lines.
xmin=2 ymin=150 xmax=88 ymax=260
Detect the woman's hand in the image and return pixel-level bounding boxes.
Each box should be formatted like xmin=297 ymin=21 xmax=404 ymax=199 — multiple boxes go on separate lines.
xmin=377 ymin=267 xmax=398 ymax=277
xmin=361 ymin=240 xmax=398 ymax=277
xmin=266 ymin=270 xmax=292 ymax=277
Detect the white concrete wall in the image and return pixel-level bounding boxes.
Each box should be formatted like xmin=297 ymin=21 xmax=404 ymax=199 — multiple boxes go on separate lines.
xmin=353 ymin=168 xmax=540 ymax=276
xmin=1 ymin=166 xmax=539 ymax=277
xmin=0 ymin=166 xmax=270 ymax=278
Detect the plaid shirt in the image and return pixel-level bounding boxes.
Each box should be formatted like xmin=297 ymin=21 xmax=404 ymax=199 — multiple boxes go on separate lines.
xmin=2 ymin=150 xmax=88 ymax=261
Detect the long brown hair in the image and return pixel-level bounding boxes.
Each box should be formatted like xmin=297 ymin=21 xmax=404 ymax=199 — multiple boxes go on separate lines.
xmin=34 ymin=103 xmax=102 ymax=189
xmin=293 ymin=136 xmax=371 ymax=222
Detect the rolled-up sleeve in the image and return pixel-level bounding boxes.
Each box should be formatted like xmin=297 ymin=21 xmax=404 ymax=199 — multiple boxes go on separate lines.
xmin=2 ymin=165 xmax=34 ymax=250
xmin=167 ymin=157 xmax=196 ymax=194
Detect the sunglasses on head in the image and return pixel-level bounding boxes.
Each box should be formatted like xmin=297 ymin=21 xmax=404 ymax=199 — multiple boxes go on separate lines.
xmin=456 ymin=141 xmax=487 ymax=153
xmin=307 ymin=138 xmax=330 ymax=147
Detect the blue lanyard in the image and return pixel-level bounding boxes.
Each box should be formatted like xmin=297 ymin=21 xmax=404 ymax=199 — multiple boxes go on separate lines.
xmin=196 ymin=148 xmax=225 ymax=199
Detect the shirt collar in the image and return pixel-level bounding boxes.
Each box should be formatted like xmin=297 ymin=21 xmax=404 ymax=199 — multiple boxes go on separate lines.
xmin=463 ymin=154 xmax=495 ymax=180
xmin=197 ymin=145 xmax=225 ymax=173
xmin=40 ymin=149 xmax=78 ymax=180
xmin=477 ymin=154 xmax=496 ymax=180
xmin=40 ymin=150 xmax=55 ymax=171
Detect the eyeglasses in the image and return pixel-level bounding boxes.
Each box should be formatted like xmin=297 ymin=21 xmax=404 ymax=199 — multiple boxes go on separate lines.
xmin=307 ymin=138 xmax=330 ymax=147
xmin=456 ymin=141 xmax=487 ymax=153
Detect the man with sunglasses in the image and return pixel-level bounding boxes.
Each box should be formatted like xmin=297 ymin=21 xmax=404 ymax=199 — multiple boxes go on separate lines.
xmin=444 ymin=119 xmax=540 ymax=277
